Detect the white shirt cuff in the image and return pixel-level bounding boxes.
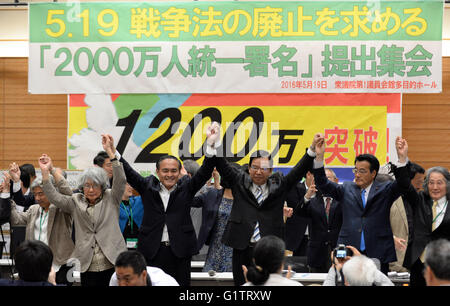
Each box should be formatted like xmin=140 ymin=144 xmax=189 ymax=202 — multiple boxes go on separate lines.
xmin=12 ymin=181 xmax=21 ymax=193
xmin=0 ymin=192 xmax=10 ymax=199
xmin=307 ymin=147 xmax=316 ymax=158
xmin=313 ymin=159 xmax=324 ymax=169
xmin=395 ymin=157 xmax=409 ymax=168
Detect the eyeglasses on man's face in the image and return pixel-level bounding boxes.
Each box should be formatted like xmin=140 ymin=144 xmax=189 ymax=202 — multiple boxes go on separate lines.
xmin=352 ymin=168 xmax=369 ymax=175
xmin=249 ymin=165 xmax=271 ymax=172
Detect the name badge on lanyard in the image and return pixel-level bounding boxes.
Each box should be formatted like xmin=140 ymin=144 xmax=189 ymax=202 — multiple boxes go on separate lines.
xmin=126 ymin=238 xmax=138 ymax=249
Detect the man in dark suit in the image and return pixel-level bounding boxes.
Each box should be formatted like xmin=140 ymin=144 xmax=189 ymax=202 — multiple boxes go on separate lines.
xmin=312 ymin=136 xmax=410 ymax=274
xmin=297 ymin=168 xmax=342 ymax=272
xmin=105 ymin=124 xmax=220 ymax=286
xmin=215 ymin=134 xmax=321 ymax=285
xmin=284 ymin=177 xmax=311 ymax=256
xmin=403 ymin=165 xmax=450 ymax=286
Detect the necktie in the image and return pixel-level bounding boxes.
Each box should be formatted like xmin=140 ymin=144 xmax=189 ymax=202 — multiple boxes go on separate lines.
xmin=432 ymin=200 xmax=438 ymax=231
xmin=325 ymin=197 xmax=332 ymax=221
xmin=251 ymin=186 xmax=263 ymax=242
xmin=360 ymin=189 xmax=366 ymax=251
xmin=421 ymin=200 xmax=440 ymax=262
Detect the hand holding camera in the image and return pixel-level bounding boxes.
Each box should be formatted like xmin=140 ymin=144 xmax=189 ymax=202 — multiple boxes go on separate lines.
xmin=331 ymin=245 xmax=360 ymax=271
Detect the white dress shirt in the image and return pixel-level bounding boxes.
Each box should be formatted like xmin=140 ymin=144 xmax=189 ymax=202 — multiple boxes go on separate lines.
xmin=159 ymin=183 xmax=176 ymax=243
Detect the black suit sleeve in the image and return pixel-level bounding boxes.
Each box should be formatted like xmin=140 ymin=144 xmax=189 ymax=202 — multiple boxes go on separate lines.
xmin=282 ymin=151 xmax=314 ymax=191
xmin=119 ymin=157 xmax=148 ymax=195
xmin=188 ymin=156 xmax=217 ymax=195
xmin=0 ymin=198 xmax=11 ymax=225
xmin=11 ymin=189 xmax=34 ymax=211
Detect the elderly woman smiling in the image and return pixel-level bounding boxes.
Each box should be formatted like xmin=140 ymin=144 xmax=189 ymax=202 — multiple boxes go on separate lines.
xmin=40 ymin=135 xmax=127 ymax=287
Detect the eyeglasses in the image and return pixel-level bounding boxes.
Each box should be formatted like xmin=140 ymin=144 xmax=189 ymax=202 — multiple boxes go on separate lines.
xmin=83 ymin=183 xmax=101 ymax=190
xmin=352 ymin=168 xmax=369 ymax=175
xmin=250 ymin=165 xmax=271 ymax=172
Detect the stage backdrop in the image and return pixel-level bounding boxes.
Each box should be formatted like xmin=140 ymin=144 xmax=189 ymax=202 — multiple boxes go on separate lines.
xmin=29 ymin=1 xmax=443 ymax=94
xmin=68 ymin=93 xmax=400 ymax=181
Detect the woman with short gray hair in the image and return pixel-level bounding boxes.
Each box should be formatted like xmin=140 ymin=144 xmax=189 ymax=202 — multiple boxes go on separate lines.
xmin=403 ymin=164 xmax=450 ymax=286
xmin=40 ymin=135 xmax=127 ymax=287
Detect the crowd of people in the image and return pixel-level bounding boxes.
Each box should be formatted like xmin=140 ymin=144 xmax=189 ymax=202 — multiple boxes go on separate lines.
xmin=0 ymin=122 xmax=449 ymax=287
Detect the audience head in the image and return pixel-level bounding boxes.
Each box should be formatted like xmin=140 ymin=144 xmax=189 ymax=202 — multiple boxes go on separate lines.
xmin=409 ymin=162 xmax=425 ymax=192
xmin=182 ymin=159 xmax=200 ymax=178
xmin=114 ymin=251 xmax=150 ymax=286
xmin=304 ymin=171 xmax=314 ymax=187
xmin=14 ymin=240 xmax=53 ymax=283
xmin=325 ymin=168 xmax=339 ymax=183
xmin=246 ymin=235 xmax=286 ymax=285
xmin=248 ymin=150 xmax=273 ymax=186
xmin=78 ymin=167 xmax=110 ymax=204
xmin=341 ymin=255 xmax=378 ymax=286
xmin=19 ymin=163 xmax=36 ymax=190
xmin=122 ymin=183 xmax=134 ymax=200
xmin=424 ymin=239 xmax=450 ymax=286
xmin=93 ymin=151 xmax=113 ymax=179
xmin=423 ymin=166 xmax=449 ymax=201
xmin=156 ymin=155 xmax=182 ymax=190
xmin=353 ymin=154 xmax=380 ymax=189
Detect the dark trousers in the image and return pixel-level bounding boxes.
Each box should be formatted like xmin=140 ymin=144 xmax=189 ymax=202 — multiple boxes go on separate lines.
xmin=293 ymin=235 xmax=309 ymax=256
xmin=149 ymin=244 xmax=191 ymax=286
xmin=80 ymin=268 xmax=115 ymax=287
xmin=410 ymin=259 xmax=426 ymax=287
xmin=232 ymin=246 xmax=254 ymax=286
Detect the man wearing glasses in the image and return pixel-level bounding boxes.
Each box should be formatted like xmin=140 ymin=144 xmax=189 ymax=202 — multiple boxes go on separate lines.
xmin=215 ymin=134 xmax=322 ymax=285
xmin=312 ymin=136 xmax=411 ymax=274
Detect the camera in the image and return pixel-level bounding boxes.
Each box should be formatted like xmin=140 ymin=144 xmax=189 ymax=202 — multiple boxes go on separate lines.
xmin=333 ymin=244 xmax=353 ymax=258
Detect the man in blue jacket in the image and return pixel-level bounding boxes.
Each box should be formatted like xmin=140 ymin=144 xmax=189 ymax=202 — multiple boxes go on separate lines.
xmin=312 ymin=136 xmax=410 ymax=274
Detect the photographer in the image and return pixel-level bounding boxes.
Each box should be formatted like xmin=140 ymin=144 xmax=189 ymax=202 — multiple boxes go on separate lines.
xmin=323 ymin=245 xmax=394 ymax=286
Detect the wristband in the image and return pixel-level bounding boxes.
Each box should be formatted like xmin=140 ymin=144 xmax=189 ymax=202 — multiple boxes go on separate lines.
xmin=110 ymin=158 xmax=118 ymax=162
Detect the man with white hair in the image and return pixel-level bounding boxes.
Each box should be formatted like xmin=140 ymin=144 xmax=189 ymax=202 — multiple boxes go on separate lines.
xmin=323 ymin=245 xmax=394 ymax=286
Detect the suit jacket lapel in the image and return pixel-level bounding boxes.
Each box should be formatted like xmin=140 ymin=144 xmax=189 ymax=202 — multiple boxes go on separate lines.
xmin=244 ymin=174 xmax=260 ymax=208
xmin=352 ymin=184 xmax=364 ymax=210
xmin=46 ymin=205 xmax=57 ymax=240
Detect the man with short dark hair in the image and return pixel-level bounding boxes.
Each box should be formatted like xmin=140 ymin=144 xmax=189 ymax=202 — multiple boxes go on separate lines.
xmin=110 ymin=250 xmax=178 ymax=286
xmin=0 ymin=240 xmax=55 ymax=286
xmin=93 ymin=151 xmax=113 ymax=179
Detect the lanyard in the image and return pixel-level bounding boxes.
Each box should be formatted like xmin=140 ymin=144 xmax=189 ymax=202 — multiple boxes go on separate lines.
xmin=432 ymin=200 xmax=448 ymax=224
xmin=121 ymin=201 xmax=134 ymax=233
xmin=39 ymin=209 xmax=49 ymax=241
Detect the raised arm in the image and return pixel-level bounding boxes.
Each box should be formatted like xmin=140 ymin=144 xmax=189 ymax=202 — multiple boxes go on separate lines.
xmin=393 ymin=136 xmax=419 ymax=206
xmin=103 ymin=134 xmax=126 ymax=204
xmin=312 ymin=135 xmax=343 ymax=200
xmin=187 ymin=122 xmax=220 ymax=194
xmin=282 ymin=134 xmax=320 ymax=190
xmin=39 ymin=154 xmax=75 ymax=214
xmin=103 ymin=134 xmax=147 ymax=195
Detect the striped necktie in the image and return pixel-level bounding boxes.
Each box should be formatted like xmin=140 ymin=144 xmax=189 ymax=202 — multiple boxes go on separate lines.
xmin=251 ymin=186 xmax=263 ymax=242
